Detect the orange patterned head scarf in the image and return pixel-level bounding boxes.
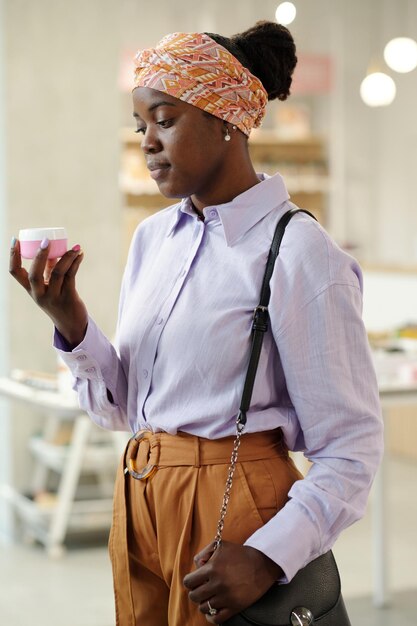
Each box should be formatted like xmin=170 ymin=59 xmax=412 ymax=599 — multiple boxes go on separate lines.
xmin=133 ymin=32 xmax=268 ymax=137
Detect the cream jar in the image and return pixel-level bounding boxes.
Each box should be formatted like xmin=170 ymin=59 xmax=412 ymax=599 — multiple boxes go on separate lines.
xmin=18 ymin=227 xmax=68 ymax=260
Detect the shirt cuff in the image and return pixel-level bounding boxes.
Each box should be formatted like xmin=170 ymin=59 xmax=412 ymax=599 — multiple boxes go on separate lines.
xmin=244 ymin=498 xmax=321 ymax=583
xmin=53 ymin=317 xmax=115 ymax=383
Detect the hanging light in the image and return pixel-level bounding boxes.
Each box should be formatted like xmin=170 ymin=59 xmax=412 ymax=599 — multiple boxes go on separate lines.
xmin=275 ymin=2 xmax=297 ymax=26
xmin=384 ymin=37 xmax=417 ymax=73
xmin=360 ymin=72 xmax=397 ymax=107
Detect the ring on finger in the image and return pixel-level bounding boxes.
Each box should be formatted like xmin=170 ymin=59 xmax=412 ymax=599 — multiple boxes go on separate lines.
xmin=207 ymin=600 xmax=218 ymax=616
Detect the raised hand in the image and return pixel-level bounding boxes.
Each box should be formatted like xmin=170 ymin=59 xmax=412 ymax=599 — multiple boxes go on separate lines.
xmin=9 ymin=237 xmax=89 ymax=348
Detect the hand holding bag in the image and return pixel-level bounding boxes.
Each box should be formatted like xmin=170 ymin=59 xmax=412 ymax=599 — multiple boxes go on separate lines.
xmin=224 ymin=550 xmax=350 ymax=625
xmin=216 ymin=209 xmax=352 ymax=626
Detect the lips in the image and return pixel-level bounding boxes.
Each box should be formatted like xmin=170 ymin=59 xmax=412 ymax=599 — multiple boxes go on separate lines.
xmin=147 ymin=161 xmax=171 ymax=181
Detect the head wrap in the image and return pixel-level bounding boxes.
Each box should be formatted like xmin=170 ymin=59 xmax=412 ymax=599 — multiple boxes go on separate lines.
xmin=133 ymin=32 xmax=268 ymax=137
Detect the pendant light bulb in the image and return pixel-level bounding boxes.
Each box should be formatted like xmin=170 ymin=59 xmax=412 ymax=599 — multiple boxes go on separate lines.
xmin=275 ymin=2 xmax=297 ymax=26
xmin=360 ymin=72 xmax=396 ymax=107
xmin=384 ymin=37 xmax=417 ymax=73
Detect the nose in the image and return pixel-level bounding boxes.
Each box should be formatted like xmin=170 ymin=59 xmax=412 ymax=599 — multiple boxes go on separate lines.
xmin=141 ymin=127 xmax=161 ymax=154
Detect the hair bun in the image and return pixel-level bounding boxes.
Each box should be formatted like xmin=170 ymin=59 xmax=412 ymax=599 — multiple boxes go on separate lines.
xmin=231 ymin=20 xmax=297 ymax=101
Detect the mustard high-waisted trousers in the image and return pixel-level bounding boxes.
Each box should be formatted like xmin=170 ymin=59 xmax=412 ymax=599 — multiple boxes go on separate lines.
xmin=109 ymin=428 xmax=301 ymax=626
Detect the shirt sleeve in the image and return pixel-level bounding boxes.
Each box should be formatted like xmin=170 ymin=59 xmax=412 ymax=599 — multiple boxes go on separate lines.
xmin=52 ymin=232 xmax=138 ymax=432
xmin=54 ymin=316 xmax=130 ymax=431
xmin=244 ymin=281 xmax=384 ymax=582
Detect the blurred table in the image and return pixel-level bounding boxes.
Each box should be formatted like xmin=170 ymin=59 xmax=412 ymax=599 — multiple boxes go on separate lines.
xmin=0 ymin=374 xmax=128 ymax=556
xmin=0 ymin=374 xmax=80 ymax=416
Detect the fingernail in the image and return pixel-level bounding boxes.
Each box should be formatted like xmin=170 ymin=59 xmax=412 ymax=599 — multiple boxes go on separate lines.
xmin=40 ymin=237 xmax=49 ymax=250
xmin=72 ymin=244 xmax=81 ymax=252
xmin=11 ymin=236 xmax=17 ymax=248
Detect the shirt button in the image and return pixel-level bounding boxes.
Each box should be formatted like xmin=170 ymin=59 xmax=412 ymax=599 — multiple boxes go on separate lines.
xmin=143 ymin=369 xmax=148 ymax=379
xmin=76 ymin=355 xmax=87 ymax=361
xmin=85 ymin=367 xmax=96 ymax=373
xmin=209 ymin=209 xmax=218 ymax=218
xmin=180 ymin=269 xmax=186 ymax=277
xmin=156 ymin=317 xmax=164 ymax=325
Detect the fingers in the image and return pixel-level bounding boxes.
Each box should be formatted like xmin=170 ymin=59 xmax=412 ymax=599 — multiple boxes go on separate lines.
xmin=183 ymin=565 xmax=211 ymax=591
xmin=193 ymin=542 xmax=217 ymax=569
xmin=187 ymin=579 xmax=212 ymax=604
xmin=9 ymin=238 xmax=30 ymax=291
xmin=205 ymin=607 xmax=228 ymax=624
xmin=184 ymin=542 xmax=216 ymax=592
xmin=44 ymin=258 xmax=58 ymax=283
xmin=63 ymin=248 xmax=84 ymax=279
xmin=46 ymin=246 xmax=83 ymax=296
xmin=27 ymin=238 xmax=52 ymax=301
xmin=200 ymin=598 xmax=229 ymax=624
xmin=184 ymin=543 xmax=244 ymax=624
xmin=9 ymin=237 xmax=84 ymax=302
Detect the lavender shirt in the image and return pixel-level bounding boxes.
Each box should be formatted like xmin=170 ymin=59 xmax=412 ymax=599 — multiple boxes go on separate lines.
xmin=55 ymin=172 xmax=383 ymax=582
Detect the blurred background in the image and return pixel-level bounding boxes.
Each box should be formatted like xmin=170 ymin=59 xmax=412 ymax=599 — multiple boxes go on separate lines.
xmin=1 ymin=1 xmax=417 ymax=624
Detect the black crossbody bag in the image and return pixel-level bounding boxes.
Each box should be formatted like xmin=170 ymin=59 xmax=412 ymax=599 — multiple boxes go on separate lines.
xmin=216 ymin=208 xmax=351 ymax=626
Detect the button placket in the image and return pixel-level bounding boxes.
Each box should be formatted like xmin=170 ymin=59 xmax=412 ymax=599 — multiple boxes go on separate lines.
xmin=177 ymin=224 xmax=204 ymax=282
xmin=136 ymin=223 xmax=206 ymax=411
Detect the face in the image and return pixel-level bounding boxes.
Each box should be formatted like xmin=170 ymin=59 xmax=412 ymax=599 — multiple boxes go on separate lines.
xmin=132 ymin=87 xmax=229 ymax=200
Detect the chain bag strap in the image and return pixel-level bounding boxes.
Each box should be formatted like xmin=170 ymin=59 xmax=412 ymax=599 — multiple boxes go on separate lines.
xmin=213 ymin=208 xmax=351 ymax=626
xmin=214 ymin=208 xmax=316 ymax=548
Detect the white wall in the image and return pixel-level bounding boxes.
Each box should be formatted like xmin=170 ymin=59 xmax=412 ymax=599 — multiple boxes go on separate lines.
xmin=363 ymin=270 xmax=417 ymax=332
xmin=375 ymin=0 xmax=417 ymax=264
xmin=0 ymin=0 xmax=12 ymax=542
xmin=6 ymin=0 xmax=123 ymax=372
xmin=5 ymin=0 xmax=122 ymax=491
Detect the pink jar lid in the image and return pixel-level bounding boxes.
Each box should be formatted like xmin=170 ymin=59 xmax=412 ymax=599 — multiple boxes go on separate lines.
xmin=19 ymin=227 xmax=67 ymax=241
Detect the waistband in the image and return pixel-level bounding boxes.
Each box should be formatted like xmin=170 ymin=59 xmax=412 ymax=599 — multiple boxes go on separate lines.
xmin=125 ymin=428 xmax=288 ymax=479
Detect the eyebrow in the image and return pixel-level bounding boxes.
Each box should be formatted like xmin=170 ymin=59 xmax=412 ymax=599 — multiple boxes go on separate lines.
xmin=133 ymin=101 xmax=177 ymax=118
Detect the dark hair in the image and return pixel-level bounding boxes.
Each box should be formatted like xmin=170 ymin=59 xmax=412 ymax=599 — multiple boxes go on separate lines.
xmin=205 ymin=21 xmax=297 ymax=101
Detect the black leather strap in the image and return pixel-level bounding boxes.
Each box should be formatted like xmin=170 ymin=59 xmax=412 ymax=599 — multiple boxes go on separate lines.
xmin=237 ymin=208 xmax=317 ymax=426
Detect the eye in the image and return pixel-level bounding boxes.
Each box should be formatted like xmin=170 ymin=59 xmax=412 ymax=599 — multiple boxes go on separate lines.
xmin=134 ymin=127 xmax=145 ymax=134
xmin=157 ymin=119 xmax=173 ymax=128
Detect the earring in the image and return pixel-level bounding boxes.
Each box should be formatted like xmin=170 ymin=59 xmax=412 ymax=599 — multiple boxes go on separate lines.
xmin=224 ymin=125 xmax=237 ymax=141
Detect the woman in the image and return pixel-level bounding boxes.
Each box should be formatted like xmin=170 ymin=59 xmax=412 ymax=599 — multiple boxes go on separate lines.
xmin=10 ymin=21 xmax=383 ymax=626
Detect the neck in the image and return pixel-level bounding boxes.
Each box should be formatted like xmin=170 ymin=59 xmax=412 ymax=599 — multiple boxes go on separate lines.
xmin=191 ymin=163 xmax=260 ymax=216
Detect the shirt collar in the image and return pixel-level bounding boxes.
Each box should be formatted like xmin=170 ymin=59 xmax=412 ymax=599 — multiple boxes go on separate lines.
xmin=167 ymin=172 xmax=290 ymax=246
